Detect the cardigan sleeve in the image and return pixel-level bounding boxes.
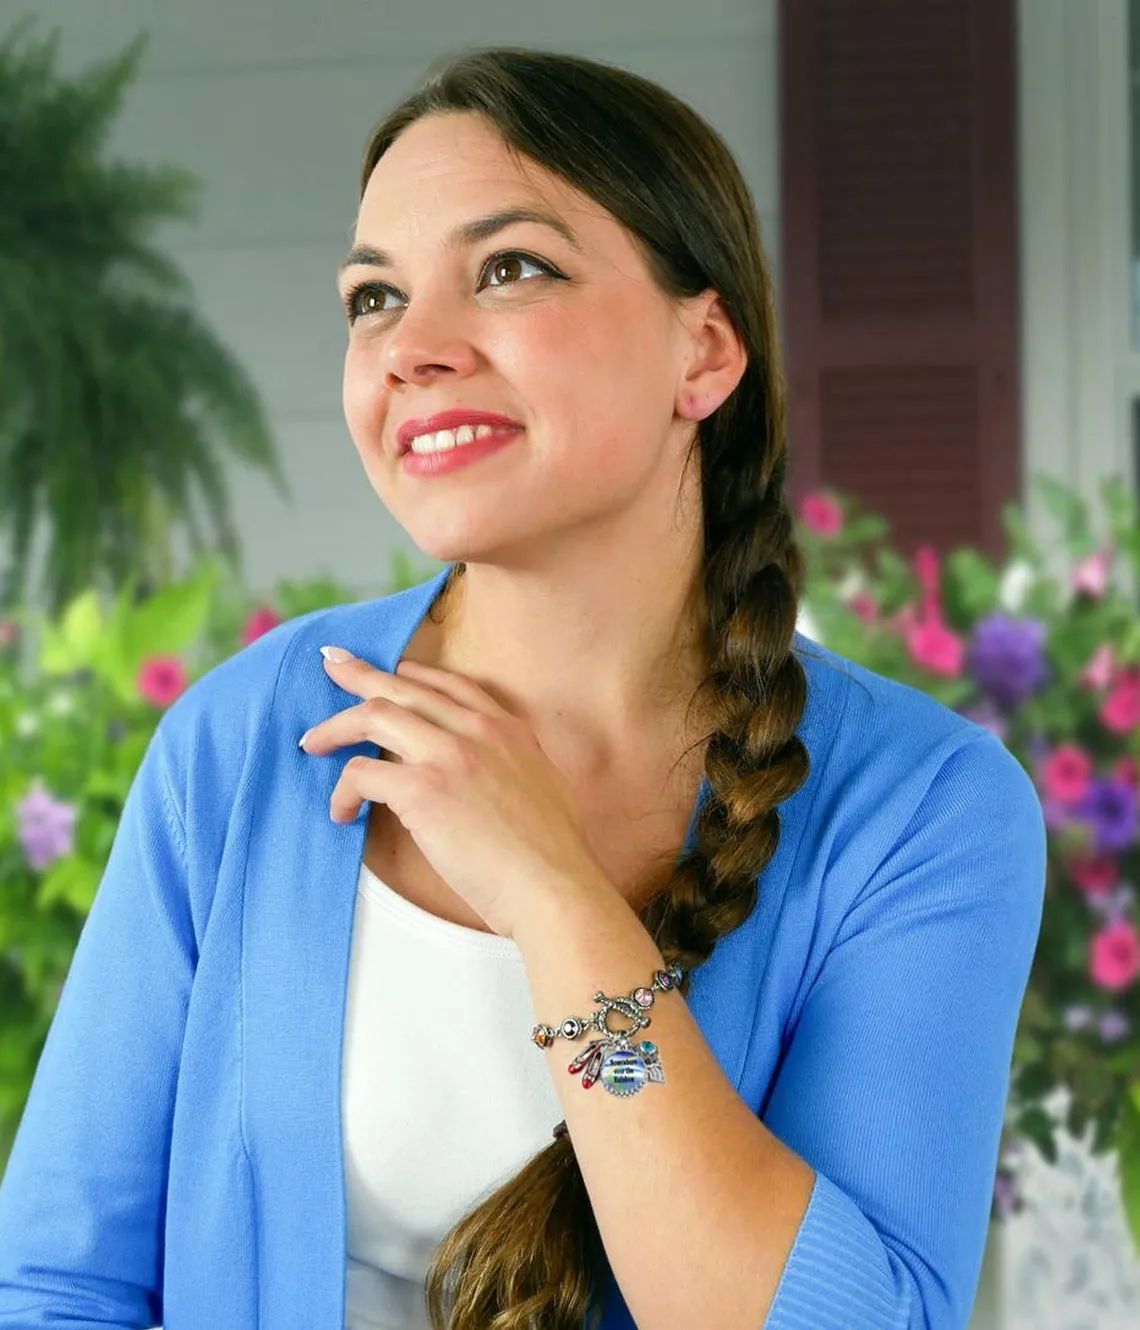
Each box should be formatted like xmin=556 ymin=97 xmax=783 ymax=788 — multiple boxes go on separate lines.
xmin=760 ymin=730 xmax=1047 ymax=1330
xmin=0 ymin=716 xmax=192 ymax=1328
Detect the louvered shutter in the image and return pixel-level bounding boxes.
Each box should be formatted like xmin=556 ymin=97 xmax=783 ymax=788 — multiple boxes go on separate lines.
xmin=779 ymin=0 xmax=1020 ymax=561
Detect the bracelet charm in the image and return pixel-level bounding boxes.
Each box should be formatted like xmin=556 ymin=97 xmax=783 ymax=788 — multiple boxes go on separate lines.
xmin=531 ymin=962 xmax=683 ymax=1099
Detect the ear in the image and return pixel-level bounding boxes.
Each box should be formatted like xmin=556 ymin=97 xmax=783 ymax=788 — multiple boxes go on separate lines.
xmin=675 ymin=291 xmax=748 ymax=422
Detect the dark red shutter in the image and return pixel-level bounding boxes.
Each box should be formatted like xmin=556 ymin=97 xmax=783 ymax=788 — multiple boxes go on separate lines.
xmin=779 ymin=0 xmax=1020 ymax=562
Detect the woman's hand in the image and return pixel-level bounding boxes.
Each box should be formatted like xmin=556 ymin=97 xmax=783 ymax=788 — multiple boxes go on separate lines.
xmin=299 ymin=649 xmax=615 ymax=940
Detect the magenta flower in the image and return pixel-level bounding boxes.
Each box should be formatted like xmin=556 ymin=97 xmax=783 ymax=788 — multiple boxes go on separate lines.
xmin=799 ymin=492 xmax=844 ymax=537
xmin=242 ymin=606 xmax=282 ymax=646
xmin=906 ymin=618 xmax=965 ymax=677
xmin=1099 ymin=667 xmax=1140 ymax=734
xmin=846 ymin=590 xmax=879 ymax=624
xmin=1070 ymin=854 xmax=1119 ymax=897
xmin=16 ymin=781 xmax=77 ymax=871
xmin=1041 ymin=744 xmax=1093 ymax=804
xmin=138 ymin=655 xmax=188 ymax=707
xmin=1089 ymin=919 xmax=1140 ymax=991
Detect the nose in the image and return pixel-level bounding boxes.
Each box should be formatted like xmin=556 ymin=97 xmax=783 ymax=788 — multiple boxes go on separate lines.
xmin=381 ymin=293 xmax=479 ymax=390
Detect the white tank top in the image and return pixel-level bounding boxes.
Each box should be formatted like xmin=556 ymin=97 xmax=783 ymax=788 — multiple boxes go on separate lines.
xmin=342 ymin=860 xmax=566 ymax=1329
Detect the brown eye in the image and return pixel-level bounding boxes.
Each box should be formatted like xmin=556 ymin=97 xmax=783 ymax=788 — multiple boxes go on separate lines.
xmin=479 ymin=251 xmax=559 ymax=290
xmin=343 ymin=283 xmax=404 ymax=323
xmin=492 ymin=256 xmax=524 ymax=283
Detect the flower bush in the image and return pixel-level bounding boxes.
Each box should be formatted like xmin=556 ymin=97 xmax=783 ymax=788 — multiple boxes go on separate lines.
xmin=0 ymin=547 xmax=428 ymax=1169
xmin=796 ymin=473 xmax=1140 ymax=1252
xmin=3 ymin=488 xmax=1139 ymax=1254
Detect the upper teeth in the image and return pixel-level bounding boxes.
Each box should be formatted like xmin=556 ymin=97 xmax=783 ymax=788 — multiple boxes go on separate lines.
xmin=409 ymin=423 xmax=496 ymax=454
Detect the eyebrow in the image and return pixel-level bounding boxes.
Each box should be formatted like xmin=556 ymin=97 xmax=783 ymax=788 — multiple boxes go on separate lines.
xmin=338 ymin=206 xmax=583 ymax=274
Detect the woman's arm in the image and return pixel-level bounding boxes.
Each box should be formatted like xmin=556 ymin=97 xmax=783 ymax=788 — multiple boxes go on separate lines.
xmin=517 ymin=728 xmax=1047 ymax=1330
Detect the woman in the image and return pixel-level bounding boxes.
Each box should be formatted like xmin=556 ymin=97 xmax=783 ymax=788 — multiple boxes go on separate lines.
xmin=0 ymin=47 xmax=1046 ymax=1330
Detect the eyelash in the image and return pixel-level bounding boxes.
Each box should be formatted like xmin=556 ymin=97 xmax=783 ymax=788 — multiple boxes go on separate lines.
xmin=341 ymin=249 xmax=565 ymax=324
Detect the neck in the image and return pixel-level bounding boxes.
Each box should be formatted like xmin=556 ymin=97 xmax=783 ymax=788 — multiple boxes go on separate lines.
xmin=424 ymin=544 xmax=711 ymax=780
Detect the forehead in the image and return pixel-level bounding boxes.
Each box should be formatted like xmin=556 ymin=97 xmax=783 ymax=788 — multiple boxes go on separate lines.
xmin=357 ymin=111 xmax=607 ymax=238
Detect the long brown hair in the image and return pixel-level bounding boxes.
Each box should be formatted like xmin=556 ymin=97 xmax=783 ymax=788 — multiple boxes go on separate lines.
xmin=357 ymin=48 xmax=812 ymax=1329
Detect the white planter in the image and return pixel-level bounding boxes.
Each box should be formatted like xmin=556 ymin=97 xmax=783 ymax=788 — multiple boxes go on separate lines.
xmin=989 ymin=1086 xmax=1140 ymax=1329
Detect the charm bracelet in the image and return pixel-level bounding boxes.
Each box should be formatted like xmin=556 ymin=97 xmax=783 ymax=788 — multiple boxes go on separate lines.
xmin=531 ymin=961 xmax=685 ymax=1137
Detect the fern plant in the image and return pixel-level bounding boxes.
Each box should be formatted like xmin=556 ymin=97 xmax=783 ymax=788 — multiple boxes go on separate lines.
xmin=0 ymin=19 xmax=289 ymax=614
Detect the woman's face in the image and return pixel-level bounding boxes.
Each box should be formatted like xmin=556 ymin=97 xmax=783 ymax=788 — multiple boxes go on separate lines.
xmin=337 ymin=111 xmax=706 ymax=566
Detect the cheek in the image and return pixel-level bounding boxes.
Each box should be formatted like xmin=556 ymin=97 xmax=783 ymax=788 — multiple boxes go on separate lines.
xmin=342 ymin=341 xmax=383 ymax=443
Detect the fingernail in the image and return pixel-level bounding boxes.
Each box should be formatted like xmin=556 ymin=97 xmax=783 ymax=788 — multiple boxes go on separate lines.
xmin=320 ymin=645 xmax=353 ymax=663
xmin=298 ymin=729 xmax=311 ymax=749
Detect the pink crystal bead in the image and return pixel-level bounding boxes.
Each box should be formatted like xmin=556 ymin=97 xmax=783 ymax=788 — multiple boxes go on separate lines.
xmin=633 ymin=987 xmax=655 ymax=1008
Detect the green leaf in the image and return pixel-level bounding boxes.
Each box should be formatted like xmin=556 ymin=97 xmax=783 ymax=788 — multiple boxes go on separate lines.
xmin=1016 ymin=1104 xmax=1059 ymax=1164
xmin=1034 ymin=474 xmax=1092 ymax=550
xmin=35 ymin=855 xmax=100 ymax=915
xmin=945 ymin=549 xmax=1000 ymax=619
xmin=108 ymin=562 xmax=221 ymax=692
xmin=38 ymin=590 xmax=104 ymax=675
xmin=1118 ymin=1086 xmax=1140 ymax=1257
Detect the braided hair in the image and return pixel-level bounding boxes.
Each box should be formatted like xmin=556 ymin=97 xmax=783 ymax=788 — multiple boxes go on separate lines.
xmin=358 ymin=47 xmax=813 ymax=1329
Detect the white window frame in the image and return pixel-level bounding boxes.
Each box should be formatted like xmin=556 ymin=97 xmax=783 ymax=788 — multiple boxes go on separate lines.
xmin=1018 ymin=0 xmax=1138 ymax=595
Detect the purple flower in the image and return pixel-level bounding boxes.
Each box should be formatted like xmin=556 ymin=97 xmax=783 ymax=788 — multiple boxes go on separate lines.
xmin=1072 ymin=777 xmax=1139 ymax=854
xmin=15 ymin=781 xmax=77 ymax=871
xmin=1087 ymin=883 xmax=1136 ymax=926
xmin=960 ymin=700 xmax=1009 ymax=742
xmin=1042 ymin=797 xmax=1077 ymax=832
xmin=993 ymin=1171 xmax=1019 ymax=1219
xmin=1063 ymin=1003 xmax=1094 ymax=1031
xmin=1098 ymin=1010 xmax=1131 ymax=1042
xmin=967 ymin=614 xmax=1050 ymax=710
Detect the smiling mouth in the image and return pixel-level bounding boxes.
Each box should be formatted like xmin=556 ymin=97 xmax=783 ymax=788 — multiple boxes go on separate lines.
xmin=402 ymin=422 xmax=522 ymax=455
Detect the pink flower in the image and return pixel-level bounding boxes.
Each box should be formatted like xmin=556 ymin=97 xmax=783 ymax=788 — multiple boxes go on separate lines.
xmin=799 ymin=492 xmax=844 ymax=537
xmin=906 ymin=619 xmax=965 ymax=677
xmin=1113 ymin=755 xmax=1140 ymax=792
xmin=0 ymin=618 xmax=18 ymax=647
xmin=1041 ymin=744 xmax=1094 ymax=804
xmin=242 ymin=606 xmax=282 ymax=646
xmin=1081 ymin=643 xmax=1117 ymax=690
xmin=1099 ymin=667 xmax=1140 ymax=734
xmin=138 ymin=655 xmax=188 ymax=708
xmin=1089 ymin=920 xmax=1140 ymax=991
xmin=846 ymin=590 xmax=880 ymax=624
xmin=1071 ymin=546 xmax=1114 ymax=599
xmin=1070 ymin=854 xmax=1119 ymax=897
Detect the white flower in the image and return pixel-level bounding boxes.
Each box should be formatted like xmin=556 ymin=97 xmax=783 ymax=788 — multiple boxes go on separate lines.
xmin=836 ymin=565 xmax=867 ymax=601
xmin=796 ymin=599 xmax=824 ymax=644
xmin=14 ymin=712 xmax=40 ymax=738
xmin=46 ymin=690 xmax=76 ymax=717
xmin=998 ymin=560 xmax=1036 ymax=614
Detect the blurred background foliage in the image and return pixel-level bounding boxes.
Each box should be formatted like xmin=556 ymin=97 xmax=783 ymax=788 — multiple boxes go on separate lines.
xmin=0 ymin=19 xmax=288 ymax=617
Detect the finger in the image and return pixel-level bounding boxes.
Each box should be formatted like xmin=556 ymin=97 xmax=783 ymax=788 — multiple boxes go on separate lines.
xmin=329 ymin=754 xmax=399 ymax=823
xmin=301 ymin=695 xmax=445 ymax=762
xmin=394 ymin=657 xmax=508 ymax=717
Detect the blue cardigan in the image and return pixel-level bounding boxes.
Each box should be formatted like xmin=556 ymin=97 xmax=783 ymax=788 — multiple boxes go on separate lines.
xmin=0 ymin=566 xmax=1047 ymax=1329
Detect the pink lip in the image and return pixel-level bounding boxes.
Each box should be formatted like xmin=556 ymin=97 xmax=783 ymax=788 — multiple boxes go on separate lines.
xmin=395 ymin=410 xmax=524 ymax=454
